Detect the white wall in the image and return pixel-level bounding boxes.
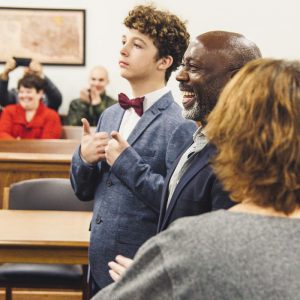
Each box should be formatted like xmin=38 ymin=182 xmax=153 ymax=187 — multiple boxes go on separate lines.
xmin=0 ymin=0 xmax=299 ymax=114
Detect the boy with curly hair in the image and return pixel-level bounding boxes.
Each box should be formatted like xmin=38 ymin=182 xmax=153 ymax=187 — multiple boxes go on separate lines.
xmin=71 ymin=4 xmax=196 ymax=293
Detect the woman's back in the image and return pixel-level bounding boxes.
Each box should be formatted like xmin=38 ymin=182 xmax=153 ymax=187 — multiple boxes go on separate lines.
xmin=155 ymin=210 xmax=300 ymax=300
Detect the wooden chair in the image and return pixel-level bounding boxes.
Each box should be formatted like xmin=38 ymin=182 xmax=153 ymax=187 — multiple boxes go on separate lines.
xmin=0 ymin=178 xmax=94 ymax=300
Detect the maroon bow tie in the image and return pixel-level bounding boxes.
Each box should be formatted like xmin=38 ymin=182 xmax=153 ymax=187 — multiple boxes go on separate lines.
xmin=118 ymin=93 xmax=145 ymax=117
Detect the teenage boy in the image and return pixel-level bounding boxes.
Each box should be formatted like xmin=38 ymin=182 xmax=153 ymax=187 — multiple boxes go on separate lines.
xmin=70 ymin=4 xmax=196 ymax=293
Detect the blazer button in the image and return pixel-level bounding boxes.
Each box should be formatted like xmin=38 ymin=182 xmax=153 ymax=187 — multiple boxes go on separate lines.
xmin=96 ymin=215 xmax=102 ymax=224
xmin=106 ymin=179 xmax=112 ymax=187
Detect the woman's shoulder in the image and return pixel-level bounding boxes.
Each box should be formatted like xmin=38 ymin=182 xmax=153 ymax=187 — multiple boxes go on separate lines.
xmin=1 ymin=104 xmax=21 ymax=116
xmin=3 ymin=103 xmax=19 ymax=111
xmin=40 ymin=103 xmax=60 ymax=118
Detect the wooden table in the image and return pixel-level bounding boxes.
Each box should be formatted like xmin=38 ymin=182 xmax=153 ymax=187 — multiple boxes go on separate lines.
xmin=0 ymin=210 xmax=91 ymax=264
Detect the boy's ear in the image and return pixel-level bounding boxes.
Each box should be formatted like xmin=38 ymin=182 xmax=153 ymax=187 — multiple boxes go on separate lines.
xmin=157 ymin=55 xmax=173 ymax=70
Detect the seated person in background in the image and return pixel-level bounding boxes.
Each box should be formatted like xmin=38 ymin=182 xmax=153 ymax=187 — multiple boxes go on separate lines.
xmin=66 ymin=66 xmax=116 ymax=126
xmin=0 ymin=74 xmax=62 ymax=139
xmin=93 ymin=58 xmax=300 ymax=300
xmin=0 ymin=57 xmax=62 ymax=111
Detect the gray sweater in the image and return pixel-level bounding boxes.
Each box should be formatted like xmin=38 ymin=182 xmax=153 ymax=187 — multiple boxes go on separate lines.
xmin=93 ymin=210 xmax=300 ymax=300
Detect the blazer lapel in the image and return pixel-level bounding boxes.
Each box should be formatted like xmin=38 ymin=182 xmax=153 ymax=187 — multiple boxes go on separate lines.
xmin=98 ymin=107 xmax=124 ymax=133
xmin=113 ymin=109 xmax=124 ymax=132
xmin=127 ymin=92 xmax=173 ymax=146
xmin=157 ymin=139 xmax=193 ymax=231
xmin=160 ymin=144 xmax=215 ymax=230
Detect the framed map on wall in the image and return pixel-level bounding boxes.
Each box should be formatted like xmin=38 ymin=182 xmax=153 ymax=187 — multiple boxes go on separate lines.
xmin=0 ymin=7 xmax=85 ymax=65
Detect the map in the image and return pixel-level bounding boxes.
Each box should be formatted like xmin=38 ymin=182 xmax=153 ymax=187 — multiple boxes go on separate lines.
xmin=0 ymin=8 xmax=85 ymax=65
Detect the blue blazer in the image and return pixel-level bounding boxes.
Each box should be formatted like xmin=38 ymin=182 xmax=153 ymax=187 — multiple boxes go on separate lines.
xmin=157 ymin=142 xmax=235 ymax=232
xmin=71 ymin=92 xmax=196 ymax=289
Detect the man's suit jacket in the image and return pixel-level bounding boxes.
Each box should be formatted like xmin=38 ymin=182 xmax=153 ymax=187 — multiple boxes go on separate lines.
xmin=71 ymin=92 xmax=196 ymax=289
xmin=157 ymin=141 xmax=235 ymax=232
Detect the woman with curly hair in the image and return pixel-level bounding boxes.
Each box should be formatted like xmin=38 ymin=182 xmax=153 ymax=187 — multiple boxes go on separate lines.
xmin=93 ymin=58 xmax=300 ymax=299
xmin=71 ymin=4 xmax=196 ymax=294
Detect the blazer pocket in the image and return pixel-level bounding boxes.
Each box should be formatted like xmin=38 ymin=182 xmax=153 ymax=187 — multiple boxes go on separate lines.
xmin=116 ymin=225 xmax=155 ymax=246
xmin=138 ymin=148 xmax=156 ymax=157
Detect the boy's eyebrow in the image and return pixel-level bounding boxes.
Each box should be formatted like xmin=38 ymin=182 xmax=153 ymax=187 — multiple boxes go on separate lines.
xmin=122 ymin=35 xmax=147 ymax=46
xmin=133 ymin=38 xmax=148 ymax=47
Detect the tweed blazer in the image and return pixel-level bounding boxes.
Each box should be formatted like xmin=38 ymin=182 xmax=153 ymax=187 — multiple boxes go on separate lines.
xmin=71 ymin=91 xmax=196 ymax=288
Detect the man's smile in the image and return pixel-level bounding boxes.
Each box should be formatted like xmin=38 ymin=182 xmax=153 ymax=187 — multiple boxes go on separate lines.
xmin=181 ymin=90 xmax=196 ymax=109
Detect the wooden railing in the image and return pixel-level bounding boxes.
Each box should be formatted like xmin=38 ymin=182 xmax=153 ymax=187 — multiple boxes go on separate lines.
xmin=0 ymin=139 xmax=80 ymax=208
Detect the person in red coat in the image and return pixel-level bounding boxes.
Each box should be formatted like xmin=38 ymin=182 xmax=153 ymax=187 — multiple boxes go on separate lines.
xmin=0 ymin=74 xmax=62 ymax=139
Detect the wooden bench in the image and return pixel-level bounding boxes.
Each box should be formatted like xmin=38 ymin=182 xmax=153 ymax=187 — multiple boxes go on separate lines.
xmin=61 ymin=126 xmax=96 ymax=140
xmin=0 ymin=139 xmax=80 ymax=208
xmin=61 ymin=126 xmax=82 ymax=140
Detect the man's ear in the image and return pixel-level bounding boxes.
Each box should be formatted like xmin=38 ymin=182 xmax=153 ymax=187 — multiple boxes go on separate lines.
xmin=157 ymin=55 xmax=173 ymax=71
xmin=230 ymin=68 xmax=240 ymax=78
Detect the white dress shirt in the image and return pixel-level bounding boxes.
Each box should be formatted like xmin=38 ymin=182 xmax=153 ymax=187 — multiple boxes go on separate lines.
xmin=118 ymin=86 xmax=170 ymax=140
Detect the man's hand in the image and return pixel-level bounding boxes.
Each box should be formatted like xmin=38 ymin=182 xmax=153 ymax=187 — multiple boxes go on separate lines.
xmin=80 ymin=118 xmax=109 ymax=164
xmin=108 ymin=255 xmax=133 ymax=282
xmin=79 ymin=88 xmax=91 ymax=103
xmin=105 ymin=131 xmax=129 ymax=166
xmin=89 ymin=86 xmax=102 ymax=105
xmin=27 ymin=59 xmax=44 ymax=78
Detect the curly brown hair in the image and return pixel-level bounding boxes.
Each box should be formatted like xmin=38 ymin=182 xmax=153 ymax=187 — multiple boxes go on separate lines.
xmin=124 ymin=4 xmax=190 ymax=82
xmin=206 ymin=58 xmax=300 ymax=215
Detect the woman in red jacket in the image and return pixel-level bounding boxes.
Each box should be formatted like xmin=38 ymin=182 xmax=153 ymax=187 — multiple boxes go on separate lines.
xmin=0 ymin=74 xmax=62 ymax=139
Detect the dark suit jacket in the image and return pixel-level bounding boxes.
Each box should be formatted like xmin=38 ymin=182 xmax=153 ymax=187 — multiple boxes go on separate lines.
xmin=157 ymin=141 xmax=235 ymax=232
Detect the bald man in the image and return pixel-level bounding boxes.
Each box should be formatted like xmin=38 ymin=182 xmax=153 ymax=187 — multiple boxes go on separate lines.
xmin=157 ymin=30 xmax=262 ymax=231
xmin=98 ymin=31 xmax=262 ymax=298
xmin=67 ymin=66 xmax=116 ymax=126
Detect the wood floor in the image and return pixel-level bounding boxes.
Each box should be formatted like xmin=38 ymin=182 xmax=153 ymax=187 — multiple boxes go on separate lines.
xmin=0 ymin=289 xmax=82 ymax=300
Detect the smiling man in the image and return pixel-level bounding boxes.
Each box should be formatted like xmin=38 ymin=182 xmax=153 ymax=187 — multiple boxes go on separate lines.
xmin=106 ymin=31 xmax=262 ymax=285
xmin=67 ymin=66 xmax=116 ymax=126
xmin=157 ymin=31 xmax=262 ymax=232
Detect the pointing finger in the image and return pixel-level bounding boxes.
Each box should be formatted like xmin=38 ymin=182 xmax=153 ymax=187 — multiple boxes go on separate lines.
xmin=81 ymin=118 xmax=91 ymax=136
xmin=111 ymin=131 xmax=123 ymax=143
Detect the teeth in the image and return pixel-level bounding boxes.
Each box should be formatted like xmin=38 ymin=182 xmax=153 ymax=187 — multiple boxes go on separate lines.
xmin=182 ymin=91 xmax=195 ymax=97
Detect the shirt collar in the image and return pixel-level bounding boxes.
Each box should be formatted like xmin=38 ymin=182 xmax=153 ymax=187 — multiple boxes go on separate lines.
xmin=193 ymin=126 xmax=204 ymax=140
xmin=192 ymin=125 xmax=208 ymax=151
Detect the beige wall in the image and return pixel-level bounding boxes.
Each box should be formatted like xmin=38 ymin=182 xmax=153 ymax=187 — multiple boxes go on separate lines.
xmin=0 ymin=0 xmax=299 ymax=114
